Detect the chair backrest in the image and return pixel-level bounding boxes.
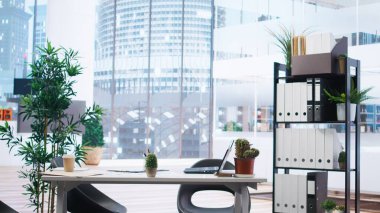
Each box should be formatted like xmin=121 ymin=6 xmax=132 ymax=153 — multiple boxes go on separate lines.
xmin=0 ymin=201 xmax=18 ymax=213
xmin=191 ymin=159 xmax=234 ymax=170
xmin=51 ymin=157 xmax=64 ymax=168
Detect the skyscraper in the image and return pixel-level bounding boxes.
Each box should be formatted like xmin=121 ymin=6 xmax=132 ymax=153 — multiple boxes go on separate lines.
xmin=0 ymin=0 xmax=31 ymax=100
xmin=94 ymin=0 xmax=212 ymax=159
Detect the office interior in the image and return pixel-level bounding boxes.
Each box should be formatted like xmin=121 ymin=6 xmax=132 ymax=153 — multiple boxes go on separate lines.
xmin=1 ymin=0 xmax=380 ymax=212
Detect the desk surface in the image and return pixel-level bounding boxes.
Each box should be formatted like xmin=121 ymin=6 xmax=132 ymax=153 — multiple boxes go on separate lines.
xmin=42 ymin=170 xmax=267 ymax=184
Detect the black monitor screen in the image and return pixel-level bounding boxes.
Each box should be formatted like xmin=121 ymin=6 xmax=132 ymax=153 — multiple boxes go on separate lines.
xmin=13 ymin=78 xmax=32 ymax=95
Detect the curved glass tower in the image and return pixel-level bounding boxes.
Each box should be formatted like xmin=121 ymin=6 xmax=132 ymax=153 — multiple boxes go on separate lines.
xmin=94 ymin=0 xmax=212 ymax=159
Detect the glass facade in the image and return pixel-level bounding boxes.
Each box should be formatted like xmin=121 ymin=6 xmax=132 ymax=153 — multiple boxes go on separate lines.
xmin=94 ymin=0 xmax=212 ymax=159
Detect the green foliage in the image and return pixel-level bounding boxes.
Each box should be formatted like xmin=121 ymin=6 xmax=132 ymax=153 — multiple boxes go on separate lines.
xmin=82 ymin=107 xmax=105 ymax=147
xmin=338 ymin=151 xmax=346 ymax=163
xmin=323 ymin=79 xmax=374 ymax=104
xmin=145 ymin=153 xmax=158 ymax=169
xmin=0 ymin=41 xmax=102 ymax=212
xmin=223 ymin=121 xmax=242 ymax=132
xmin=243 ymin=148 xmax=260 ymax=159
xmin=321 ymin=199 xmax=337 ymax=211
xmin=335 ymin=205 xmax=345 ymax=211
xmin=267 ymin=25 xmax=293 ymax=70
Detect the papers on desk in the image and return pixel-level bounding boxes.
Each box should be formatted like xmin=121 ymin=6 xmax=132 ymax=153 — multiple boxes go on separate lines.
xmin=43 ymin=168 xmax=104 ymax=177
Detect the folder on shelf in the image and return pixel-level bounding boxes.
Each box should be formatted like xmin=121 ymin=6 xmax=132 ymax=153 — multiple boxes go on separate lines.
xmin=299 ymin=129 xmax=308 ymax=168
xmin=283 ymin=128 xmax=292 ymax=167
xmin=292 ymin=83 xmax=301 ymax=121
xmin=314 ymin=79 xmax=321 ymax=121
xmin=307 ymin=79 xmax=313 ymax=122
xmin=274 ymin=174 xmax=284 ymax=212
xmin=291 ymin=129 xmax=300 ymax=168
xmin=283 ymin=174 xmax=292 ymax=212
xmin=290 ymin=175 xmax=299 ymax=213
xmin=285 ymin=83 xmax=293 ymax=121
xmin=324 ymin=129 xmax=343 ymax=169
xmin=307 ymin=172 xmax=328 ymax=213
xmin=300 ymin=82 xmax=308 ymax=122
xmin=306 ymin=129 xmax=316 ymax=169
xmin=276 ymin=83 xmax=285 ymax=122
xmin=276 ymin=128 xmax=285 ymax=167
xmin=298 ymin=175 xmax=307 ymax=213
xmin=315 ymin=129 xmax=325 ymax=169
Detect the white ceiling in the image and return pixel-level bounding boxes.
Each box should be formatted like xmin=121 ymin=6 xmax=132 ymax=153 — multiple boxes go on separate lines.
xmin=302 ymin=0 xmax=380 ymax=9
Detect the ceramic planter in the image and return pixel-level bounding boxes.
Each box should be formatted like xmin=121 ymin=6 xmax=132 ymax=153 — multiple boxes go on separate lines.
xmin=146 ymin=168 xmax=157 ymax=177
xmin=336 ymin=103 xmax=356 ymax=121
xmin=339 ymin=162 xmax=346 ymax=170
xmin=83 ymin=146 xmax=103 ymax=165
xmin=234 ymin=158 xmax=254 ymax=175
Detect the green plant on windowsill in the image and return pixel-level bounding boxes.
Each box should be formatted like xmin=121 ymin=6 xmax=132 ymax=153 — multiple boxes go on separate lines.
xmin=145 ymin=152 xmax=158 ymax=177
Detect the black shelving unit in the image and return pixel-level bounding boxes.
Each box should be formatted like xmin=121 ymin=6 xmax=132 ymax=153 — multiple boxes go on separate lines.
xmin=272 ymin=58 xmax=361 ymax=213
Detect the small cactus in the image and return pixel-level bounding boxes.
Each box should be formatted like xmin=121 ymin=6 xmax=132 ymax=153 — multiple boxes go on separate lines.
xmin=145 ymin=153 xmax=157 ymax=169
xmin=243 ymin=148 xmax=260 ymax=158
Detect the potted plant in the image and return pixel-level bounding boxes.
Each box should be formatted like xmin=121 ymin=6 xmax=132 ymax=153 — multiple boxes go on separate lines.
xmin=338 ymin=151 xmax=346 ymax=170
xmin=335 ymin=205 xmax=345 ymax=213
xmin=267 ymin=25 xmax=293 ymax=74
xmin=82 ymin=111 xmax=105 ymax=165
xmin=321 ymin=199 xmax=336 ymax=213
xmin=0 ymin=41 xmax=102 ymax=212
xmin=337 ymin=54 xmax=347 ymax=74
xmin=234 ymin=138 xmax=260 ymax=176
xmin=145 ymin=153 xmax=158 ymax=177
xmin=324 ymin=85 xmax=373 ymax=121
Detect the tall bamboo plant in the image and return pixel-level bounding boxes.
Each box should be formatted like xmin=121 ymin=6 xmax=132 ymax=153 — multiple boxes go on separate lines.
xmin=0 ymin=41 xmax=103 ymax=213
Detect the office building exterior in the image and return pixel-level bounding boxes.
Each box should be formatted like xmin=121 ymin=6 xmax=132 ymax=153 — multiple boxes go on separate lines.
xmin=94 ymin=0 xmax=212 ymax=158
xmin=0 ymin=0 xmax=30 ymax=100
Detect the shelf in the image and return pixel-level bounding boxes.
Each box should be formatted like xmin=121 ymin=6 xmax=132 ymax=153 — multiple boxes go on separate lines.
xmin=276 ymin=73 xmax=355 ymax=80
xmin=276 ymin=121 xmax=356 ymax=124
xmin=275 ymin=167 xmax=356 ymax=172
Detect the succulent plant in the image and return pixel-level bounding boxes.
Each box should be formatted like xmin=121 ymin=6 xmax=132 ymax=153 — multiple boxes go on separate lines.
xmin=243 ymin=148 xmax=260 ymax=159
xmin=145 ymin=153 xmax=157 ymax=169
xmin=235 ymin=138 xmax=251 ymax=159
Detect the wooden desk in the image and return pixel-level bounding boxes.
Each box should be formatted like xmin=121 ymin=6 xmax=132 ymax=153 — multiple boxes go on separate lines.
xmin=42 ymin=170 xmax=266 ymax=213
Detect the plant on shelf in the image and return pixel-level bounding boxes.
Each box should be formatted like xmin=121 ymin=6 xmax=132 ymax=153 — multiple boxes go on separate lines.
xmin=234 ymin=138 xmax=260 ymax=175
xmin=145 ymin=151 xmax=158 ymax=177
xmin=82 ymin=110 xmax=105 ymax=165
xmin=266 ymin=25 xmax=293 ymax=71
xmin=323 ymin=81 xmax=373 ymax=121
xmin=338 ymin=150 xmax=346 ymax=170
xmin=335 ymin=205 xmax=345 ymax=213
xmin=321 ymin=199 xmax=337 ymax=213
xmin=0 ymin=41 xmax=102 ymax=213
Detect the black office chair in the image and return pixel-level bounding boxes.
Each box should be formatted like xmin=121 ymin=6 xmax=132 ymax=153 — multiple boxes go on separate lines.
xmin=51 ymin=157 xmax=127 ymax=213
xmin=0 ymin=201 xmax=18 ymax=213
xmin=177 ymin=159 xmax=251 ymax=213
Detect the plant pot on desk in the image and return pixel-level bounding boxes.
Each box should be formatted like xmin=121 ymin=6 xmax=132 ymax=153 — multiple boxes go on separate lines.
xmin=83 ymin=146 xmax=103 ymax=165
xmin=234 ymin=158 xmax=254 ymax=175
xmin=146 ymin=168 xmax=157 ymax=177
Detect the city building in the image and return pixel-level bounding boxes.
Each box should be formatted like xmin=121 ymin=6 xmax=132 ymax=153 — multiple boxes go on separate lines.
xmin=0 ymin=0 xmax=30 ymax=100
xmin=94 ymin=0 xmax=212 ymax=159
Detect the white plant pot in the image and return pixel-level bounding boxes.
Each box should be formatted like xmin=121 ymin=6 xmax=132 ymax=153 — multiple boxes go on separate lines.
xmin=336 ymin=103 xmax=356 ymax=121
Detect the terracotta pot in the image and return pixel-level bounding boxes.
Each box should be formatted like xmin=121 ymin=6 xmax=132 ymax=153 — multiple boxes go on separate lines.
xmin=83 ymin=146 xmax=103 ymax=165
xmin=339 ymin=162 xmax=346 ymax=170
xmin=146 ymin=168 xmax=157 ymax=177
xmin=234 ymin=158 xmax=254 ymax=175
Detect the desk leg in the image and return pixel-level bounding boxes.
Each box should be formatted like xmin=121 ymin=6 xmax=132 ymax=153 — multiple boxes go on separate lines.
xmin=56 ymin=182 xmax=67 ymax=213
xmin=230 ymin=184 xmax=250 ymax=213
